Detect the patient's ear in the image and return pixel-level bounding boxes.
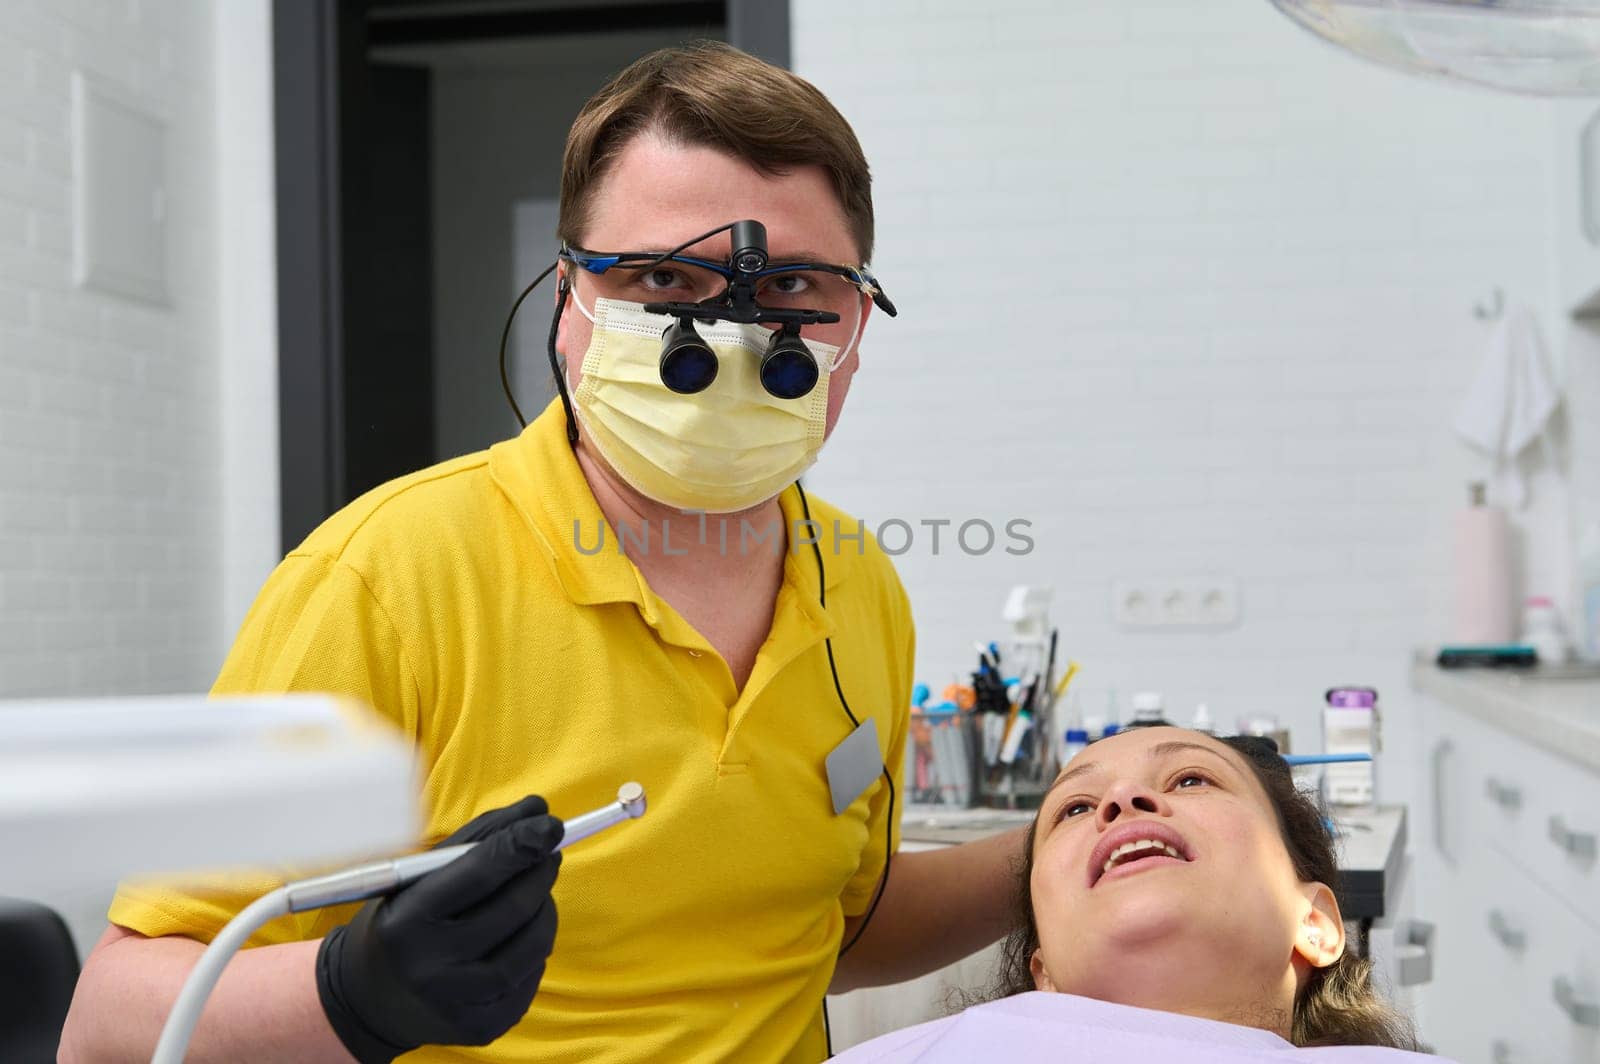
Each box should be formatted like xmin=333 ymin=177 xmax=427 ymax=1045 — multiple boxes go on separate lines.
xmin=1294 ymin=882 xmax=1345 ymax=968
xmin=1029 ymin=949 xmax=1056 ymax=992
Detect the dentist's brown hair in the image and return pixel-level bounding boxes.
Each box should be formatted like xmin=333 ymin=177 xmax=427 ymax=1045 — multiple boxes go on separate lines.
xmin=559 ymin=40 xmax=875 ymax=261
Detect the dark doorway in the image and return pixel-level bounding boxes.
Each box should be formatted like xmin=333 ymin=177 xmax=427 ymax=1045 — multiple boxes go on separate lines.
xmin=272 ymin=0 xmax=789 ymax=552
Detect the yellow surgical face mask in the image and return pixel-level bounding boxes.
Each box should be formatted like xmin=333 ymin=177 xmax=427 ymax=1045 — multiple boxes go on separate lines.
xmin=570 ymin=294 xmax=844 ymax=514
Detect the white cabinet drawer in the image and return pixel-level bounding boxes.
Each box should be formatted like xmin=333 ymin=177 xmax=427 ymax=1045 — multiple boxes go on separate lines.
xmin=1417 ymin=709 xmax=1501 ymax=1060
xmin=1416 ymin=697 xmax=1600 ymax=1063
xmin=1424 ymin=705 xmax=1498 ymax=874
xmin=1504 ymin=881 xmax=1600 ymax=1064
xmin=1476 ymin=730 xmax=1600 ymax=929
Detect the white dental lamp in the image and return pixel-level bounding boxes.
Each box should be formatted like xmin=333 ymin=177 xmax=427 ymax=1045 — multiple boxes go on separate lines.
xmin=0 ymin=694 xmax=648 ymax=1062
xmin=0 ymin=694 xmax=418 ymax=901
xmin=1269 ymin=0 xmax=1600 ymax=96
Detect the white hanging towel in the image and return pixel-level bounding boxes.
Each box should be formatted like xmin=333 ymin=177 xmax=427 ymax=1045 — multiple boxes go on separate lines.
xmin=1452 ymin=306 xmax=1561 ymax=508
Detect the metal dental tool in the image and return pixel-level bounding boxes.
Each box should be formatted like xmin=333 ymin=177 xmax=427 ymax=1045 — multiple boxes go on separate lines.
xmin=286 ymin=781 xmax=648 ymax=911
xmin=152 ymin=783 xmax=648 ymax=1064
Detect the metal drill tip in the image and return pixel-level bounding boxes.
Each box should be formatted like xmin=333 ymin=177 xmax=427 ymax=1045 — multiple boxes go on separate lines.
xmin=617 ymin=781 xmax=646 ymax=818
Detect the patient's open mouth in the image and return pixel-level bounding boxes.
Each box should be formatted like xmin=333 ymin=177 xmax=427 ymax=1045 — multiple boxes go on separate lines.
xmin=1088 ymin=824 xmax=1192 ymax=886
xmin=1102 ymin=838 xmax=1184 ymax=876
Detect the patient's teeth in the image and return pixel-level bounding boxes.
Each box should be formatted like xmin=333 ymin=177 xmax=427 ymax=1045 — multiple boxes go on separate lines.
xmin=1101 ymin=837 xmax=1185 ymax=877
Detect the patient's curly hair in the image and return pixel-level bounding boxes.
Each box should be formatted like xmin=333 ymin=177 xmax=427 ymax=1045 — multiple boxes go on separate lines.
xmin=985 ymin=729 xmax=1421 ymax=1050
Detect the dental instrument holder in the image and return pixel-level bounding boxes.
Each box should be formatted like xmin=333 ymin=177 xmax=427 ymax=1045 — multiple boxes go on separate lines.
xmin=969 ymin=591 xmax=1062 ymax=810
xmin=149 ymin=783 xmax=648 ymax=1064
xmin=972 ymin=645 xmax=1060 ymax=810
xmin=972 ymin=709 xmax=1052 ymax=811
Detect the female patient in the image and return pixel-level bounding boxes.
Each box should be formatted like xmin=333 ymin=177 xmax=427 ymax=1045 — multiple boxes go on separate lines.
xmin=835 ymin=725 xmax=1446 ymax=1061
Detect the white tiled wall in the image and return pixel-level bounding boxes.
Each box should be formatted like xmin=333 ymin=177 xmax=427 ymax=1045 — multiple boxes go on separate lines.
xmin=0 ymin=0 xmax=256 ymax=697
xmin=797 ymin=0 xmax=1572 ymax=777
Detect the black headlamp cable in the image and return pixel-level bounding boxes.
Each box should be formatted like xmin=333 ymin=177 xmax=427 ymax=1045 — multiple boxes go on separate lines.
xmin=795 ymin=481 xmax=895 ymax=1058
xmin=497 ymin=258 xmax=580 ymax=442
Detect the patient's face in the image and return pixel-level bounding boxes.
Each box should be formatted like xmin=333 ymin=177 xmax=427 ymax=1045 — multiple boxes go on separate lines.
xmin=1029 ymin=727 xmax=1310 ymax=1005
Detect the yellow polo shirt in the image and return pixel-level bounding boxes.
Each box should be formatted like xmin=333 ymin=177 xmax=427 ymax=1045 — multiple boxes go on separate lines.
xmin=108 ymin=400 xmax=912 ymax=1063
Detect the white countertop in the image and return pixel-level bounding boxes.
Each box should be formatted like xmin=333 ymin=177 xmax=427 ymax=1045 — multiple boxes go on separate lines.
xmin=900 ymin=806 xmax=1034 ymax=846
xmin=1410 ymin=657 xmax=1600 ymax=774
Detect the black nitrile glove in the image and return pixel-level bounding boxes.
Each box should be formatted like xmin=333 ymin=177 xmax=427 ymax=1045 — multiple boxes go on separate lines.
xmin=315 ymin=796 xmax=564 ymax=1063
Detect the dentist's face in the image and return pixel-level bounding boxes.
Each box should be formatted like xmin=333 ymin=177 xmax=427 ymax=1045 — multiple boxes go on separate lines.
xmin=1028 ymin=727 xmax=1313 ymax=1006
xmin=554 ymin=131 xmax=870 ymax=439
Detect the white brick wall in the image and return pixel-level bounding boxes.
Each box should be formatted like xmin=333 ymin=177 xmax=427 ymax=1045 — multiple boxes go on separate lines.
xmin=0 ymin=0 xmax=229 ymax=696
xmin=0 ymin=2 xmax=1584 ymax=951
xmin=797 ymin=0 xmax=1572 ymax=786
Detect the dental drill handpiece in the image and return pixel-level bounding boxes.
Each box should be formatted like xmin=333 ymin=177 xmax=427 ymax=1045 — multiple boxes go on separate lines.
xmin=148 ymin=783 xmax=649 ymax=1064
xmin=284 ymin=782 xmax=647 ymax=913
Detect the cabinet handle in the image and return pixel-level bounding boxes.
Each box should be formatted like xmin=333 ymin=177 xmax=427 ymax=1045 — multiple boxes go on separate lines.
xmin=1486 ymin=909 xmax=1526 ymax=951
xmin=1431 ymin=739 xmax=1454 ymax=863
xmin=1548 ymin=814 xmax=1599 ymax=860
xmin=1396 ymin=919 xmax=1435 ymax=987
xmin=1554 ymin=975 xmax=1600 ymax=1028
xmin=1490 ymin=1039 xmax=1519 ymax=1064
xmin=1484 ymin=776 xmax=1522 ymax=810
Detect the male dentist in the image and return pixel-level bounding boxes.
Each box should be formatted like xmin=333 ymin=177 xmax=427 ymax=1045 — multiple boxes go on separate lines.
xmin=62 ymin=41 xmax=1022 ymax=1063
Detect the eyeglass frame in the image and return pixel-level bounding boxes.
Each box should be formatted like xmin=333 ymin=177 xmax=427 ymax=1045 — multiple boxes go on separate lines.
xmin=558 ymin=246 xmax=898 ymax=318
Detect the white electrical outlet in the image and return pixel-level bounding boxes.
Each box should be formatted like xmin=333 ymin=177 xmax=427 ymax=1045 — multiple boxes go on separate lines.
xmin=1112 ymin=578 xmax=1240 ymax=629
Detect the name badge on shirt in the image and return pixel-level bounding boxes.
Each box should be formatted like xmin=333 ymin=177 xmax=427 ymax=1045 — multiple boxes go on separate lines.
xmin=825 ymin=717 xmax=882 ymax=816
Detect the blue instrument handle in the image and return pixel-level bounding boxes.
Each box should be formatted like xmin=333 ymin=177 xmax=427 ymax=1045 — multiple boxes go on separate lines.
xmin=1282 ymin=753 xmax=1372 ymax=766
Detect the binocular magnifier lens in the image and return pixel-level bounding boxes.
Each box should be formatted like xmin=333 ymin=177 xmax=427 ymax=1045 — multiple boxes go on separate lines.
xmin=659 ymin=319 xmax=719 ymax=394
xmin=760 ymin=331 xmax=820 ymax=400
xmin=657 ymin=319 xmax=820 ymax=400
